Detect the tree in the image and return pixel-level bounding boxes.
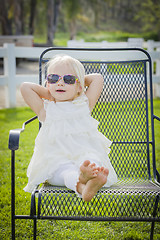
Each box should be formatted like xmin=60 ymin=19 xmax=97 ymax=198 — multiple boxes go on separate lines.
xmin=89 ymin=0 xmax=102 ymax=28
xmin=63 ymin=0 xmax=82 ymax=40
xmin=53 ymin=0 xmax=61 ymax=36
xmin=0 ymin=0 xmax=25 ymax=35
xmin=29 ymin=0 xmax=37 ymax=35
xmin=47 ymin=0 xmax=61 ymax=46
xmin=0 ymin=0 xmax=13 ymax=35
xmin=47 ymin=0 xmax=54 ymax=46
xmin=14 ymin=0 xmax=24 ymax=35
xmin=135 ymin=0 xmax=160 ymax=40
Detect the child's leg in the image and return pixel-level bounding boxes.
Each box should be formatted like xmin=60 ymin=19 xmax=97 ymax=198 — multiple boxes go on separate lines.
xmin=48 ymin=161 xmax=109 ymax=201
xmin=48 ymin=163 xmax=83 ymax=197
xmin=63 ymin=169 xmax=82 ymax=197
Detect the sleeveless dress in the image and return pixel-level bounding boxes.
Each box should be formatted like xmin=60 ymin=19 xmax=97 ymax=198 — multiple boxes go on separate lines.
xmin=24 ymin=94 xmax=117 ymax=193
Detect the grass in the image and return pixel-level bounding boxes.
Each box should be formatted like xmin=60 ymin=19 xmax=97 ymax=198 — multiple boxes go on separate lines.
xmin=0 ymin=99 xmax=160 ymax=239
xmin=34 ymin=30 xmax=158 ymax=47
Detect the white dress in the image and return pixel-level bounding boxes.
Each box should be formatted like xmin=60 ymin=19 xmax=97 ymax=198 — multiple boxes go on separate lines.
xmin=24 ymin=94 xmax=117 ymax=193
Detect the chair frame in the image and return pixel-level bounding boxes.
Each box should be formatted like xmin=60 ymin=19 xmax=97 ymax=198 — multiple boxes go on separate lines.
xmin=9 ymin=48 xmax=160 ymax=240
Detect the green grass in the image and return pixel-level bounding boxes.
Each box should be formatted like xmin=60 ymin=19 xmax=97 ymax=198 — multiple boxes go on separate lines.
xmin=34 ymin=30 xmax=157 ymax=47
xmin=0 ymin=100 xmax=160 ymax=239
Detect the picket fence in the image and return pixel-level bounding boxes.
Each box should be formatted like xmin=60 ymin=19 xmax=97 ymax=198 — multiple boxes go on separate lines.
xmin=0 ymin=41 xmax=160 ymax=108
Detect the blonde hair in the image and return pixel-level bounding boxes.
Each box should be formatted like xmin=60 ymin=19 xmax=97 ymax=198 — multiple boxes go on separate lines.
xmin=47 ymin=54 xmax=85 ymax=92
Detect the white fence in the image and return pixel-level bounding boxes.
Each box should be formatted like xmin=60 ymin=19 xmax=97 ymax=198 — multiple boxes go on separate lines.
xmin=67 ymin=38 xmax=160 ymax=50
xmin=0 ymin=35 xmax=33 ymax=47
xmin=0 ymin=44 xmax=46 ymax=108
xmin=0 ymin=42 xmax=160 ymax=108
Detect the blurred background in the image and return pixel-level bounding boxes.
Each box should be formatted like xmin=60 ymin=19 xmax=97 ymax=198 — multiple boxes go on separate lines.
xmin=0 ymin=0 xmax=160 ymax=108
xmin=0 ymin=0 xmax=160 ymax=46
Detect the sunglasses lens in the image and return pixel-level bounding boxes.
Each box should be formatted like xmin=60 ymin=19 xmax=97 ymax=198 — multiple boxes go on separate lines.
xmin=47 ymin=74 xmax=59 ymax=83
xmin=64 ymin=75 xmax=76 ymax=84
xmin=47 ymin=74 xmax=78 ymax=84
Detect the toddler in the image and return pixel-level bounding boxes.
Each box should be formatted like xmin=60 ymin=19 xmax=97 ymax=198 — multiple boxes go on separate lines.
xmin=21 ymin=54 xmax=117 ymax=202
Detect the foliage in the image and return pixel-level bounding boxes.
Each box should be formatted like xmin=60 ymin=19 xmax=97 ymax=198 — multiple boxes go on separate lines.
xmin=0 ymin=99 xmax=160 ymax=239
xmin=135 ymin=0 xmax=160 ymax=40
xmin=62 ymin=0 xmax=82 ymax=39
xmin=0 ymin=0 xmax=160 ymax=44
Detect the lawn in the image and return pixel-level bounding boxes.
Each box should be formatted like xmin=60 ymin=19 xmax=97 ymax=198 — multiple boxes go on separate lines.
xmin=0 ymin=99 xmax=160 ymax=239
xmin=34 ymin=30 xmax=157 ymax=47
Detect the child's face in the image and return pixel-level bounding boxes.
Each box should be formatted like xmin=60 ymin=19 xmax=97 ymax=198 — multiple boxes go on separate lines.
xmin=47 ymin=63 xmax=82 ymax=102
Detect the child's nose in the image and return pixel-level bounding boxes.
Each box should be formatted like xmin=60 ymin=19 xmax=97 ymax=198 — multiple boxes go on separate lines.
xmin=57 ymin=78 xmax=65 ymax=85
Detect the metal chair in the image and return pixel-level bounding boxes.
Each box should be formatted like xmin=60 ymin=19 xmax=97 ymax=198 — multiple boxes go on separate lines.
xmin=9 ymin=48 xmax=160 ymax=239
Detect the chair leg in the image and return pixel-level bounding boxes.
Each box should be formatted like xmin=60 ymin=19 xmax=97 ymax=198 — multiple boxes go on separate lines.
xmin=150 ymin=195 xmax=159 ymax=240
xmin=150 ymin=221 xmax=155 ymax=240
xmin=33 ymin=219 xmax=37 ymax=240
xmin=11 ymin=150 xmax=15 ymax=240
xmin=11 ymin=218 xmax=15 ymax=240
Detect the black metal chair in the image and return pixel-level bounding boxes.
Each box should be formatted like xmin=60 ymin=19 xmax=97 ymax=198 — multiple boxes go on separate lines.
xmin=9 ymin=48 xmax=160 ymax=240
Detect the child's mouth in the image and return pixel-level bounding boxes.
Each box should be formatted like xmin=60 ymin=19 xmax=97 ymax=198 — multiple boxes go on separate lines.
xmin=56 ymin=90 xmax=65 ymax=92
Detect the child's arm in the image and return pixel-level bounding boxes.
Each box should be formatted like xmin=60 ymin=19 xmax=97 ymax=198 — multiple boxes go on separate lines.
xmin=85 ymin=73 xmax=104 ymax=111
xmin=20 ymin=82 xmax=53 ymax=121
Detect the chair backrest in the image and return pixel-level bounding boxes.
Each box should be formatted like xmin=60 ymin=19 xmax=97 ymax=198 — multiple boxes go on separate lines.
xmin=39 ymin=48 xmax=155 ymax=181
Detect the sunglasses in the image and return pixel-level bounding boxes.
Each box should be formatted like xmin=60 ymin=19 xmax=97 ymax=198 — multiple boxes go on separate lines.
xmin=47 ymin=74 xmax=79 ymax=84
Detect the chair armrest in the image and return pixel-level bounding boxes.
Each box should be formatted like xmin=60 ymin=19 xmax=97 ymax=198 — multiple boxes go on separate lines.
xmin=9 ymin=129 xmax=24 ymax=151
xmin=153 ymin=115 xmax=160 ymax=122
xmin=153 ymin=114 xmax=160 ymax=183
xmin=8 ymin=116 xmax=38 ymax=151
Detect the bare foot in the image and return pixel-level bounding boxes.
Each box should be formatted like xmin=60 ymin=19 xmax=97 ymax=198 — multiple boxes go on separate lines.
xmin=79 ymin=160 xmax=99 ymax=184
xmin=82 ymin=167 xmax=109 ymax=202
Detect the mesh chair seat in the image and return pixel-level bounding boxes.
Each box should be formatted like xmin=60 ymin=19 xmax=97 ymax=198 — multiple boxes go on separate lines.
xmin=37 ymin=179 xmax=160 ymax=221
